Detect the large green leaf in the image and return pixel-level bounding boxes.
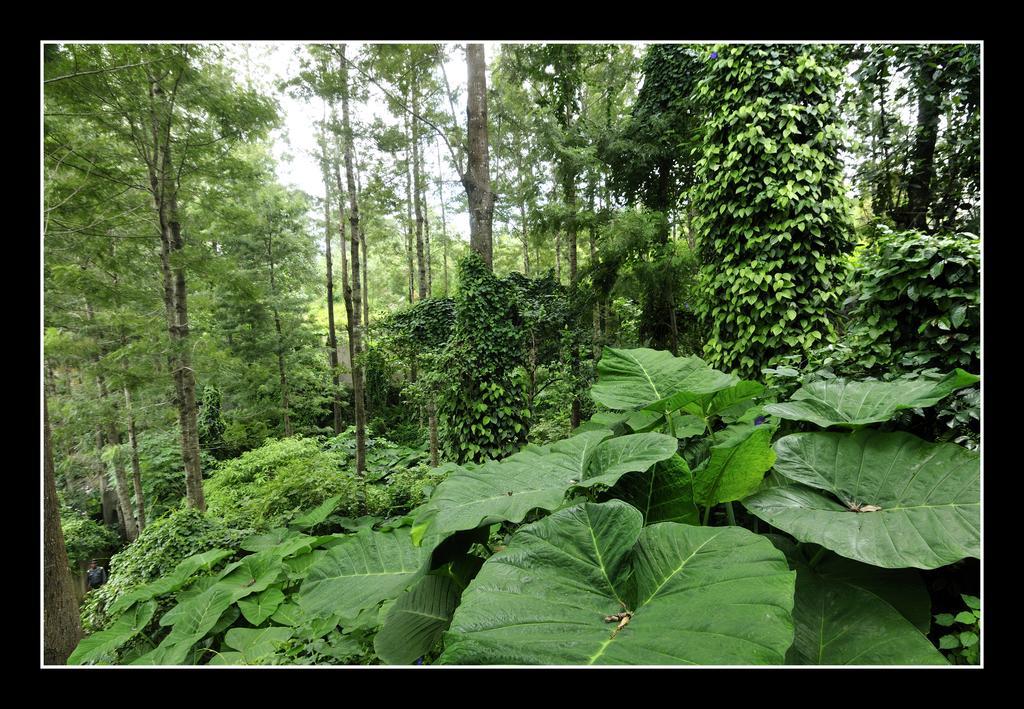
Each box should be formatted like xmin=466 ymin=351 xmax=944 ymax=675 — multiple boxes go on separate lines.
xmin=603 ymin=455 xmax=699 ymax=525
xmin=107 ymin=548 xmax=233 ymax=616
xmin=135 ymin=586 xmax=236 ymax=665
xmin=591 ymin=347 xmax=737 ymax=412
xmin=374 ymin=574 xmax=461 ymax=665
xmin=771 ymin=539 xmax=945 ymax=665
xmin=411 ymin=430 xmax=676 ymax=544
xmin=298 ymin=526 xmax=431 ymax=620
xmin=223 ymin=626 xmax=295 ymax=664
xmin=692 ymin=426 xmax=776 ymax=506
xmin=743 ymin=430 xmax=980 ymax=569
xmin=440 ymin=501 xmax=795 ymax=665
xmin=68 ymin=600 xmax=156 ymax=665
xmin=237 ymin=587 xmax=286 ymax=626
xmin=762 ymin=370 xmax=979 ymax=428
xmin=289 ymin=494 xmax=344 ymax=530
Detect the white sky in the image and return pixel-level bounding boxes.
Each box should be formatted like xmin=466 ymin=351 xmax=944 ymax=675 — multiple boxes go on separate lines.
xmin=225 ymin=42 xmax=490 ymax=238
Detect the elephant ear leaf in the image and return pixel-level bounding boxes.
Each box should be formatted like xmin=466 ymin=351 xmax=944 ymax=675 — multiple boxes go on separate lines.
xmin=298 ymin=526 xmax=432 ymax=621
xmin=440 ymin=500 xmax=795 ymax=665
xmin=374 ymin=573 xmax=462 ymax=665
xmin=762 ymin=370 xmax=979 ymax=428
xmin=769 ymin=537 xmax=946 ymax=665
xmin=410 ymin=429 xmax=676 ymax=543
xmin=743 ymin=430 xmax=979 ymax=569
xmin=68 ymin=600 xmax=157 ymax=665
xmin=591 ymin=347 xmax=736 ymax=412
xmin=692 ymin=425 xmax=776 ymax=507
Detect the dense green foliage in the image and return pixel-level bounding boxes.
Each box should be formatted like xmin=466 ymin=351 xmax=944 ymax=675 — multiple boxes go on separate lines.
xmin=693 ymin=45 xmax=854 ymax=375
xmin=439 ymin=254 xmax=530 ymax=462
xmin=825 ymin=228 xmax=980 ymax=374
xmin=46 ymin=41 xmax=980 ymax=667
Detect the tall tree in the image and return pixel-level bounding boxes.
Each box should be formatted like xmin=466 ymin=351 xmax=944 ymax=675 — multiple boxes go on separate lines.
xmin=337 ymin=44 xmax=367 ymax=474
xmin=43 ymin=394 xmax=83 ymax=665
xmin=465 ymin=44 xmax=495 ymax=267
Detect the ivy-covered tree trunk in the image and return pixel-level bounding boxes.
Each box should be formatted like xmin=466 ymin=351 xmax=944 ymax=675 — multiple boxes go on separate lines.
xmin=693 ymin=44 xmax=853 ymax=376
xmin=360 ymin=225 xmax=370 ymax=334
xmin=340 ymin=44 xmax=367 ymax=474
xmin=44 ymin=394 xmax=82 ymax=665
xmin=464 ymin=44 xmax=494 ymax=268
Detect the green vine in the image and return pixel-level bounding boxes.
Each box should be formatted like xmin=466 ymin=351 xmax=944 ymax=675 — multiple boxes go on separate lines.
xmin=692 ymin=44 xmax=854 ymax=376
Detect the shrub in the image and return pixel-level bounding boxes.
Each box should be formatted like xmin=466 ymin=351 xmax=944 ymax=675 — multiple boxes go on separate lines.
xmin=60 ymin=506 xmax=120 ymax=570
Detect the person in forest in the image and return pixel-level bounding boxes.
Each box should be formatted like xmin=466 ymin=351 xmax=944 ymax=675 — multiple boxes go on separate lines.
xmin=86 ymin=560 xmax=107 ymax=591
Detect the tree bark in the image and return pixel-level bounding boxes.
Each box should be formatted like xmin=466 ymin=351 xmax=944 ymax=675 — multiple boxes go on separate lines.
xmin=436 ymin=142 xmax=450 ymax=296
xmin=333 ymin=158 xmax=356 ymax=382
xmin=45 ymin=394 xmax=83 ymax=664
xmin=123 ymin=383 xmax=146 ymax=533
xmin=412 ymin=83 xmax=427 ymax=300
xmin=360 ymin=225 xmax=369 ymax=333
xmin=464 ymin=44 xmax=495 ymax=268
xmin=146 ymin=70 xmax=205 ymax=512
xmin=902 ymin=50 xmax=941 ymax=231
xmin=340 ymin=44 xmax=367 ymax=475
xmin=403 ymin=110 xmax=416 ymax=303
xmin=322 ymin=162 xmax=343 ymax=434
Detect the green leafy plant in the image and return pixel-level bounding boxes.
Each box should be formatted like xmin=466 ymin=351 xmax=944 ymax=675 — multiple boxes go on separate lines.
xmin=692 ymin=44 xmax=854 ymax=376
xmin=933 ymin=594 xmax=980 ymax=664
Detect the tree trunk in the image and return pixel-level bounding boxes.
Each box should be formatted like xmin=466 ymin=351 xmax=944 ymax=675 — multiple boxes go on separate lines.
xmin=902 ymin=51 xmax=941 ymax=231
xmin=519 ymin=189 xmax=530 ymax=276
xmin=436 ymin=141 xmax=450 ymax=296
xmin=340 ymin=44 xmax=366 ymax=474
xmin=267 ymin=231 xmax=292 ymax=436
xmin=428 ymin=401 xmax=439 ymax=467
xmin=589 ymin=181 xmax=600 ymax=359
xmin=333 ymin=158 xmax=356 ymax=382
xmin=87 ymin=303 xmax=138 ymax=542
xmin=403 ymin=110 xmax=416 ymax=303
xmin=44 ymin=394 xmax=83 ymax=665
xmin=564 ymin=172 xmax=581 ymax=429
xmin=123 ymin=383 xmax=146 ymax=533
xmin=412 ymin=85 xmax=427 ymax=300
xmin=361 ymin=225 xmax=369 ymax=333
xmin=147 ymin=73 xmax=205 ymax=512
xmin=464 ymin=44 xmax=495 ymax=268
xmin=323 ymin=166 xmax=343 ymax=434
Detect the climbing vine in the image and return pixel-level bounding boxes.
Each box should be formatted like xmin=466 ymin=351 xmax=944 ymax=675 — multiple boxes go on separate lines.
xmin=439 ymin=253 xmax=529 ymax=463
xmin=693 ymin=44 xmax=854 ymax=376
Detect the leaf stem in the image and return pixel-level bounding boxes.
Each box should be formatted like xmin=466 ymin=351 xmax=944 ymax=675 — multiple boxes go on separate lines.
xmin=725 ymin=502 xmax=737 ymax=526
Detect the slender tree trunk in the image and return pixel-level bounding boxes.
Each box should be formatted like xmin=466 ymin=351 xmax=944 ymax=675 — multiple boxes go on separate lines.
xmin=340 ymin=45 xmax=367 ymax=475
xmin=428 ymin=402 xmax=439 ymax=466
xmin=902 ymin=50 xmax=941 ymax=231
xmin=323 ymin=165 xmax=343 ymax=434
xmin=412 ymin=85 xmax=427 ymax=300
xmin=361 ymin=225 xmax=369 ymax=334
xmin=123 ymin=382 xmax=146 ymax=532
xmin=520 ymin=196 xmax=530 ymax=276
xmin=147 ymin=73 xmax=205 ymax=512
xmin=420 ymin=134 xmax=433 ymax=296
xmin=464 ymin=44 xmax=495 ymax=267
xmin=403 ymin=111 xmax=416 ymax=303
xmin=436 ymin=142 xmax=450 ymax=296
xmin=87 ymin=304 xmax=138 ymax=542
xmin=589 ymin=181 xmax=600 ymax=359
xmin=44 ymin=394 xmax=82 ymax=665
xmin=565 ymin=173 xmax=581 ymax=430
xmin=333 ymin=158 xmax=356 ymax=381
